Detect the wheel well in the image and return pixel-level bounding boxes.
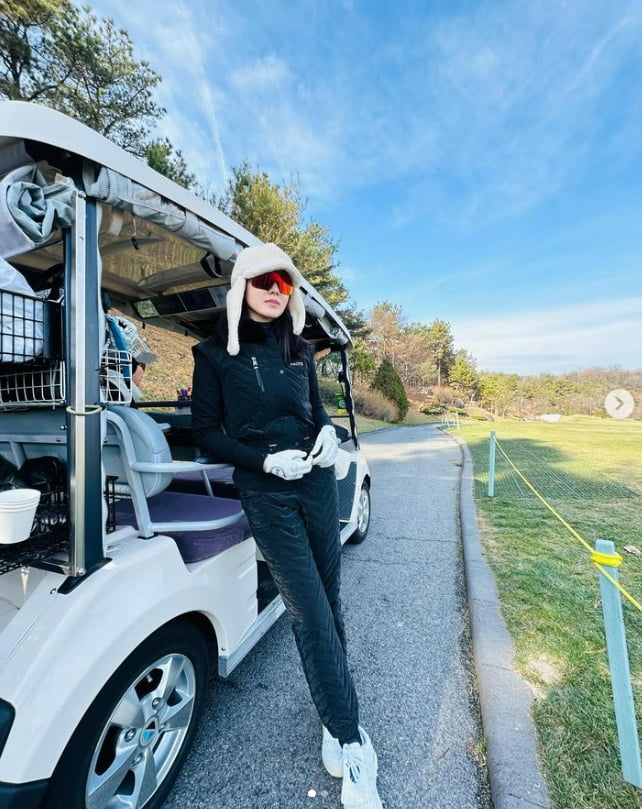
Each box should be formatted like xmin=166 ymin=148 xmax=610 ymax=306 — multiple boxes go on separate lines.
xmin=179 ymin=611 xmax=219 ymax=657
xmin=151 ymin=612 xmax=219 ymax=669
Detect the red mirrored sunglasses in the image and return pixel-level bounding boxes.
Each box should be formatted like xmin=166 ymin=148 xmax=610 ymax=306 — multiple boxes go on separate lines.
xmin=249 ymin=270 xmax=294 ymax=296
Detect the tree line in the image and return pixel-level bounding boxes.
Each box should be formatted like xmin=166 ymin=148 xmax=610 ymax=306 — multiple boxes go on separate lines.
xmin=350 ymin=299 xmax=641 ymax=419
xmin=476 ymin=367 xmax=642 ymax=419
xmin=2 ymin=2 xmax=639 ymax=422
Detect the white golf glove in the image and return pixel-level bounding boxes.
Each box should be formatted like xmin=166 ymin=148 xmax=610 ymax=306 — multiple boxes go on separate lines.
xmin=308 ymin=425 xmax=339 ymax=468
xmin=263 ymin=449 xmax=312 ymax=481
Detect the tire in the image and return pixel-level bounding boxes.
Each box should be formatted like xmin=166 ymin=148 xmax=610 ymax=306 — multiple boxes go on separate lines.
xmin=348 ymin=481 xmax=371 ymax=544
xmin=43 ymin=619 xmax=209 ymax=809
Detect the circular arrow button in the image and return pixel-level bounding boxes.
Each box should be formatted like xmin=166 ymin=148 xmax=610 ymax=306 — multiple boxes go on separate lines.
xmin=604 ymin=389 xmax=635 ymax=419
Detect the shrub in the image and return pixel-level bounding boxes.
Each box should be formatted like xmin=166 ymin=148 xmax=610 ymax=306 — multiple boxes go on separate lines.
xmin=353 ymin=388 xmax=399 ymax=422
xmin=421 ymin=404 xmax=445 ymax=415
xmin=371 ymin=357 xmax=409 ymax=421
xmin=317 ymin=378 xmax=339 ymax=406
xmin=449 ymin=407 xmax=468 ymax=416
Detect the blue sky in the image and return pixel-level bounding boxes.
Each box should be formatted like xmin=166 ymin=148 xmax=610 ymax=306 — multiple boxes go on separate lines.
xmin=91 ymin=0 xmax=642 ymax=375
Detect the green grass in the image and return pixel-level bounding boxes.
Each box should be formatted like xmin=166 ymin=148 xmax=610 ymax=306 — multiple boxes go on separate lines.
xmin=458 ymin=415 xmax=642 ymax=808
xmin=355 ymin=411 xmax=437 ymax=433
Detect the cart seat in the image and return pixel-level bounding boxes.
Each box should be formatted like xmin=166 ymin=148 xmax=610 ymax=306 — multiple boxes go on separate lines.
xmin=114 ymin=491 xmax=250 ymax=563
xmin=168 ymin=465 xmax=238 ymax=498
xmin=104 ymin=407 xmax=247 ymax=557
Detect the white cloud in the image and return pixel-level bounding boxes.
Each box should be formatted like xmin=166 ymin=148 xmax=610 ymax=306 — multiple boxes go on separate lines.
xmin=229 ymin=56 xmax=291 ymax=91
xmin=338 ymin=264 xmax=359 ymax=284
xmin=452 ymin=297 xmax=642 ymax=374
xmin=90 ymin=0 xmax=642 ymax=220
xmin=382 ymin=0 xmax=642 ymax=227
xmin=89 ymin=0 xmax=232 ymax=188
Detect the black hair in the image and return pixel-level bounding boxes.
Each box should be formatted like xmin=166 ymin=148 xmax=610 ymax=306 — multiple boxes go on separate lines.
xmin=213 ymin=304 xmax=309 ymax=363
xmin=270 ymin=308 xmax=309 ymax=363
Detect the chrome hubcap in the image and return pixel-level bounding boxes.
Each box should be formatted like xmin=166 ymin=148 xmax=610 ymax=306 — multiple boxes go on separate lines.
xmin=139 ymin=718 xmax=159 ymax=747
xmin=85 ymin=653 xmax=196 ymax=809
xmin=357 ymin=487 xmax=370 ymax=533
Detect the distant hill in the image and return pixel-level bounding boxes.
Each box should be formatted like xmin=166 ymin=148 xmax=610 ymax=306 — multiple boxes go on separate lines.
xmin=121 ymin=310 xmax=642 ymax=421
xmin=118 ymin=311 xmax=198 ymax=402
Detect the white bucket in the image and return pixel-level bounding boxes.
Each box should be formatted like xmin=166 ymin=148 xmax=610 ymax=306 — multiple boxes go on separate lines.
xmin=0 ymin=488 xmax=41 ymax=544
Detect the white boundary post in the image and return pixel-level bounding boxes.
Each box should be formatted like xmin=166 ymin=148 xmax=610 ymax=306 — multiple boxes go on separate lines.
xmin=594 ymin=538 xmax=642 ymax=787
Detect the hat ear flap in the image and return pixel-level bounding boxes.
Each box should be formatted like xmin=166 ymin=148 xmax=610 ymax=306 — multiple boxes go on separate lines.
xmin=225 ymin=283 xmax=245 ymax=355
xmin=288 ymin=289 xmax=306 ymax=335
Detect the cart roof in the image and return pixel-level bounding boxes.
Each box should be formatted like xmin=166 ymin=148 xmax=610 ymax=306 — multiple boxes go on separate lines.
xmin=0 ymin=102 xmax=351 ymax=349
xmin=0 ymin=101 xmax=258 ymax=248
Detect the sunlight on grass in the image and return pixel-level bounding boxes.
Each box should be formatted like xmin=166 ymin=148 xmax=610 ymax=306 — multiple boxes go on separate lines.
xmin=459 ymin=416 xmax=642 ymax=808
xmin=356 ymin=411 xmax=437 ymax=433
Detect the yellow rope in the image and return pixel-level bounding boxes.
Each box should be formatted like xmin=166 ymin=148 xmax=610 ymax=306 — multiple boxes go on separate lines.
xmin=493 ymin=437 xmax=642 ymax=616
xmin=494 ymin=439 xmax=594 ymax=553
xmin=595 ymin=564 xmax=642 ymax=614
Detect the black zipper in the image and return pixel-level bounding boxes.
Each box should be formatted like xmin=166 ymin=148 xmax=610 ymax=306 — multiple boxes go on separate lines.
xmin=251 ymin=356 xmax=265 ymax=392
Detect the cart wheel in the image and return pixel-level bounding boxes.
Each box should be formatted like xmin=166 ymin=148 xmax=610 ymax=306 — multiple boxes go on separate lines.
xmin=348 ymin=482 xmax=371 ymax=544
xmin=44 ymin=620 xmax=209 ymax=809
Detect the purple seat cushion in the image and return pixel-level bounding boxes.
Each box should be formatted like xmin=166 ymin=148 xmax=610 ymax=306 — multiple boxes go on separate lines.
xmin=174 ymin=467 xmax=235 ymax=484
xmin=115 ymin=491 xmax=250 ymax=563
xmin=168 ymin=467 xmax=238 ymax=498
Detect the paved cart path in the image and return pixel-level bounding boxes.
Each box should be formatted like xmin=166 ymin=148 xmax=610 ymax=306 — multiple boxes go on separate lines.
xmin=164 ymin=425 xmax=491 ymax=809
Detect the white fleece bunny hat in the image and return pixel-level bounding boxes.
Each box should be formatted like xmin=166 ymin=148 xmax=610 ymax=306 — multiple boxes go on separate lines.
xmin=226 ymin=242 xmax=306 ymax=356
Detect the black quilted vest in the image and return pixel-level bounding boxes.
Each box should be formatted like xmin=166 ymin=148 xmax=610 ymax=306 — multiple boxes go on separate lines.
xmin=191 ymin=318 xmax=329 ymax=491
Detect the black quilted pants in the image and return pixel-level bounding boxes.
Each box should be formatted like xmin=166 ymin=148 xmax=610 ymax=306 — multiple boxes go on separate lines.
xmin=240 ymin=464 xmax=360 ymax=745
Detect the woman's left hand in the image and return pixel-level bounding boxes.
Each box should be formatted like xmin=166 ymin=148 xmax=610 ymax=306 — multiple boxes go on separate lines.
xmin=308 ymin=425 xmax=339 ymax=467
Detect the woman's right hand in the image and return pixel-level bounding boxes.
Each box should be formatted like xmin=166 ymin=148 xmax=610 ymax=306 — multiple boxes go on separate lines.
xmin=263 ymin=449 xmax=313 ymax=480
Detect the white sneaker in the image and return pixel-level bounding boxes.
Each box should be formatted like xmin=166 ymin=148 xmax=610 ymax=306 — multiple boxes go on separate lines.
xmin=322 ymin=726 xmax=343 ymax=778
xmin=322 ymin=725 xmax=369 ymax=779
xmin=341 ymin=729 xmax=383 ymax=809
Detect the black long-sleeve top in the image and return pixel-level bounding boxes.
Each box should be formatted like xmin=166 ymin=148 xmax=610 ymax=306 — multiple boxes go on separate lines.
xmin=191 ymin=319 xmax=331 ymax=492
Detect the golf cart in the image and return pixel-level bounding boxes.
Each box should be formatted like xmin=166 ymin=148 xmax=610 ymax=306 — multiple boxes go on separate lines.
xmin=0 ymin=101 xmax=371 ymax=809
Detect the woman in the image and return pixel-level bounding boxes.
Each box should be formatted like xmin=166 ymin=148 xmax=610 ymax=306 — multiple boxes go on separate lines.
xmin=191 ymin=243 xmax=382 ymax=809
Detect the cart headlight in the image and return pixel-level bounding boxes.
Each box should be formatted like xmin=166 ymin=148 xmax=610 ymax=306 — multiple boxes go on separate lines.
xmin=0 ymin=699 xmax=15 ymax=756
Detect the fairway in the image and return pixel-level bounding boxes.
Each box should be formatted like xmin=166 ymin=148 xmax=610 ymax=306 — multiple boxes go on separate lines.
xmin=460 ymin=416 xmax=642 ymax=809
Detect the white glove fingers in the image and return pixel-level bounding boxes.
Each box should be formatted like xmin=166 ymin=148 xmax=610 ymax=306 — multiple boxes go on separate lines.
xmin=264 ymin=448 xmax=313 ymax=479
xmin=308 ymin=425 xmax=339 ymax=467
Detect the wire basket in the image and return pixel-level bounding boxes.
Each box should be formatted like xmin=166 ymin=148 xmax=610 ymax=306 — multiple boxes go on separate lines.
xmin=0 ymin=289 xmax=65 ymax=410
xmin=0 ymin=290 xmax=134 ymax=407
xmin=0 ymin=289 xmax=62 ymax=363
xmin=0 ymin=476 xmax=119 ymax=576
xmin=100 ymin=348 xmax=133 ymax=405
xmin=0 ymin=487 xmax=68 ymax=575
xmin=0 ymin=360 xmax=66 ymax=409
xmin=0 ymin=350 xmax=134 ymax=410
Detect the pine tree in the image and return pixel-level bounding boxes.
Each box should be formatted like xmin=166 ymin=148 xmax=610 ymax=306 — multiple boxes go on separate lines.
xmin=371 ymin=357 xmax=409 ymax=422
xmin=217 ymin=162 xmax=348 ymax=307
xmin=0 ymin=1 xmax=165 ymax=156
